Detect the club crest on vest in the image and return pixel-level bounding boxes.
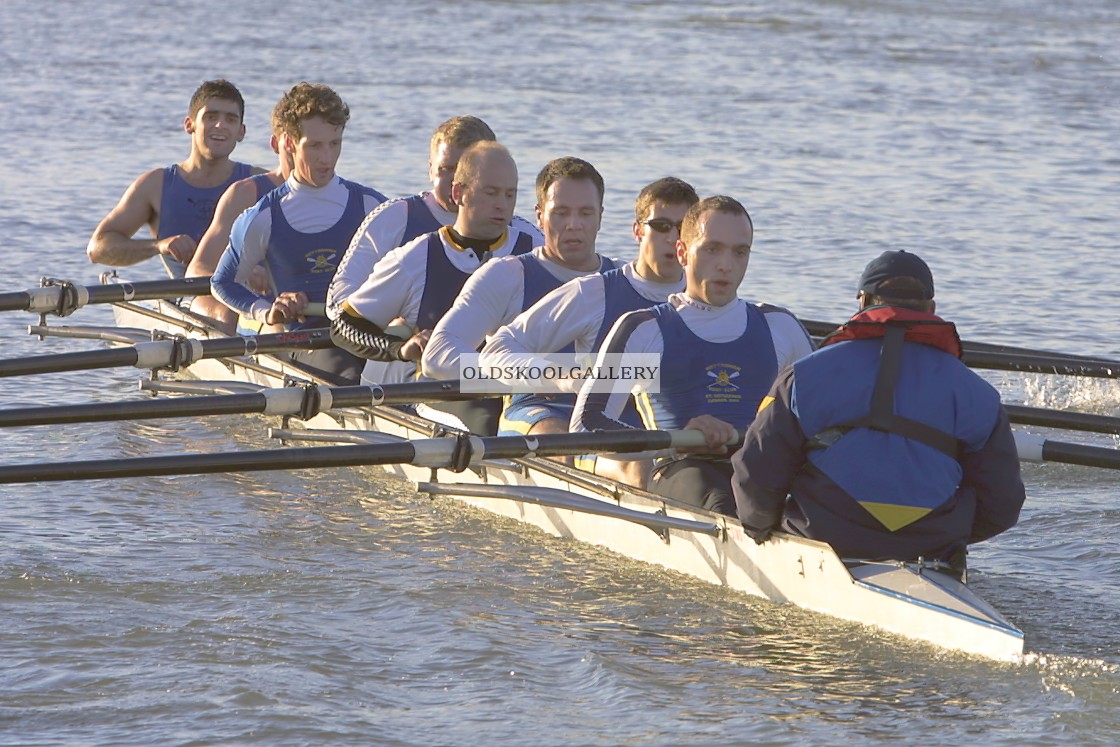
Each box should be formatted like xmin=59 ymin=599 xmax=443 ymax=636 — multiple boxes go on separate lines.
xmin=305 ymin=248 xmax=338 ymax=274
xmin=705 ymin=363 xmax=743 ymax=404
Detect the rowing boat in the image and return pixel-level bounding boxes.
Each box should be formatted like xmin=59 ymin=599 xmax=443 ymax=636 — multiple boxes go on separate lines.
xmin=28 ymin=276 xmax=1025 ymax=661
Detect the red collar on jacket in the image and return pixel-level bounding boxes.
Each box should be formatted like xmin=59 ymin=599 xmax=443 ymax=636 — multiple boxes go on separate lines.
xmin=820 ymin=305 xmax=963 ymax=359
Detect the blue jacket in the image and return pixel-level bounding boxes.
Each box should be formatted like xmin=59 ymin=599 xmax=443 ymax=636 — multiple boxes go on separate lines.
xmin=731 ymin=306 xmax=1025 ymax=561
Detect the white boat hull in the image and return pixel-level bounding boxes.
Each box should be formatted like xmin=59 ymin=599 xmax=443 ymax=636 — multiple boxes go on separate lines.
xmin=94 ymin=296 xmax=1023 ymax=661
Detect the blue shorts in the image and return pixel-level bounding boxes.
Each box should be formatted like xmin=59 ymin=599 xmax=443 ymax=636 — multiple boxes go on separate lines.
xmin=497 ymin=394 xmax=575 ymax=436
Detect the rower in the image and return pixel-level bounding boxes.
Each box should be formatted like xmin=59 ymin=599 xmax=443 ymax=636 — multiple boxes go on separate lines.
xmin=185 ymin=91 xmax=297 ymax=333
xmin=330 ymin=141 xmax=535 ymax=434
xmin=571 ymin=195 xmax=814 ymax=515
xmin=479 ymin=177 xmax=698 ymax=480
xmin=732 ymin=250 xmax=1026 ymax=569
xmin=327 ymin=115 xmax=541 ymax=388
xmin=87 ymin=79 xmax=264 ymax=278
xmin=421 ymin=157 xmax=619 ymax=437
xmin=326 ymin=115 xmax=542 ymax=319
xmin=210 ymin=82 xmax=388 ymax=384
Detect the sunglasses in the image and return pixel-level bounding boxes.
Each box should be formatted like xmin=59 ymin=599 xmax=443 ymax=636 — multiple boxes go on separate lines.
xmin=640 ymin=218 xmax=683 ymax=234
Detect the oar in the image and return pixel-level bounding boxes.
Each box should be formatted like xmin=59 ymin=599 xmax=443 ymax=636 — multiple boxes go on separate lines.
xmin=963 ymin=350 xmax=1120 ymax=379
xmin=801 ymin=318 xmax=1120 ymax=376
xmin=1014 ymin=432 xmax=1120 ymax=471
xmin=0 ymin=380 xmax=471 ymax=428
xmin=0 ymin=328 xmax=335 ymax=378
xmin=0 ymin=276 xmax=211 ymax=316
xmin=0 ymin=429 xmax=718 ymax=484
xmin=1006 ymin=405 xmax=1120 ymax=436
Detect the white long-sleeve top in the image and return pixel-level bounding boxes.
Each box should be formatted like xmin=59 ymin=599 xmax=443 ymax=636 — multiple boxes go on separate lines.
xmin=479 ymin=261 xmax=684 ymax=390
xmin=327 ymin=191 xmax=542 ymax=319
xmin=569 ymin=293 xmax=814 ymax=456
xmin=212 ymin=175 xmax=384 ymax=322
xmin=421 ymin=247 xmax=614 ymax=380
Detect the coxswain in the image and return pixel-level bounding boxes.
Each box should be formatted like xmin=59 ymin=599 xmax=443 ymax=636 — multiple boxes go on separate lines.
xmin=732 ymin=250 xmax=1025 ymax=571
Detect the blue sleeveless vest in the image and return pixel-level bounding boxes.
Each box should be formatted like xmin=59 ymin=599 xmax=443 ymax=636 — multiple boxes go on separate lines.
xmin=593 ymin=268 xmax=653 ymax=352
xmin=403 ymin=194 xmax=443 ymax=244
xmin=639 ymin=303 xmax=777 ymax=430
xmin=415 ymin=231 xmax=534 ymax=330
xmin=517 ymin=254 xmax=618 ymax=324
xmin=158 ymin=162 xmax=252 ymax=277
xmin=250 ymin=173 xmax=279 ymax=202
xmin=506 ymin=254 xmax=618 ymax=414
xmin=264 ymin=179 xmax=367 ymax=313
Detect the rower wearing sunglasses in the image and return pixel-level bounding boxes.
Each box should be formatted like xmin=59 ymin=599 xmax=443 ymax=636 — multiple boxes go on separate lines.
xmin=478 ymin=177 xmax=698 ymax=484
xmin=571 ymin=195 xmax=814 ymax=516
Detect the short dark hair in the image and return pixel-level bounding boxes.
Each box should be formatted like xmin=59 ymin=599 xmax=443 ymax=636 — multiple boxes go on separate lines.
xmin=680 ymin=195 xmax=753 ymax=248
xmin=634 ymin=177 xmax=699 ymax=221
xmin=188 ymin=79 xmax=245 ymax=121
xmin=535 ymin=156 xmax=604 ymax=208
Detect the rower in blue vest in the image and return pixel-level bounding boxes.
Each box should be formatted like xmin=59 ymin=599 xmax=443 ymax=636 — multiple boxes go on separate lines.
xmin=732 ymin=250 xmax=1026 ymax=570
xmin=87 ymin=79 xmax=264 ymax=278
xmin=330 ymin=141 xmax=536 ymax=434
xmin=480 ymin=176 xmax=699 ymax=481
xmin=422 ymin=157 xmax=620 ymax=438
xmin=326 ymin=115 xmax=541 ymax=322
xmin=210 ymin=82 xmax=387 ymax=384
xmin=572 ymin=195 xmax=814 ymax=515
xmin=186 ymin=90 xmax=296 ymax=333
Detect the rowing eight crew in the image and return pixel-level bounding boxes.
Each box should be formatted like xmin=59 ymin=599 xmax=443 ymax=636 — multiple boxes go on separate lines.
xmin=86 ymin=79 xmax=1025 ymax=568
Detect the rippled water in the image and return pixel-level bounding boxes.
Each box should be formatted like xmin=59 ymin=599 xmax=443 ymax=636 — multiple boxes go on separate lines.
xmin=2 ymin=0 xmax=1119 ymax=744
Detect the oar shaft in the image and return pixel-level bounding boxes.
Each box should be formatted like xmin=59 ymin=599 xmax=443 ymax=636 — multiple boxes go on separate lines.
xmin=0 ymin=381 xmax=477 ymax=428
xmin=0 ymin=277 xmax=213 ymax=315
xmin=802 ymin=318 xmax=1120 ymax=376
xmin=965 ymin=350 xmax=1120 ymax=379
xmin=1005 ymin=405 xmax=1120 ymax=436
xmin=0 ymin=291 xmax=32 ymax=313
xmin=84 ymin=277 xmax=213 ymax=304
xmin=0 ymin=347 xmax=142 ymax=377
xmin=0 ymin=328 xmax=336 ymax=378
xmin=0 ymin=393 xmax=268 ymax=427
xmin=1014 ymin=431 xmax=1120 ymax=470
xmin=0 ymin=442 xmax=421 ymax=484
xmin=0 ymin=429 xmax=720 ymax=484
xmin=1041 ymin=440 xmax=1120 ymax=470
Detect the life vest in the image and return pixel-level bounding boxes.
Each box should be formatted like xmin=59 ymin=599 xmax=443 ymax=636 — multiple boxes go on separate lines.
xmin=813 ymin=306 xmax=965 ymax=458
